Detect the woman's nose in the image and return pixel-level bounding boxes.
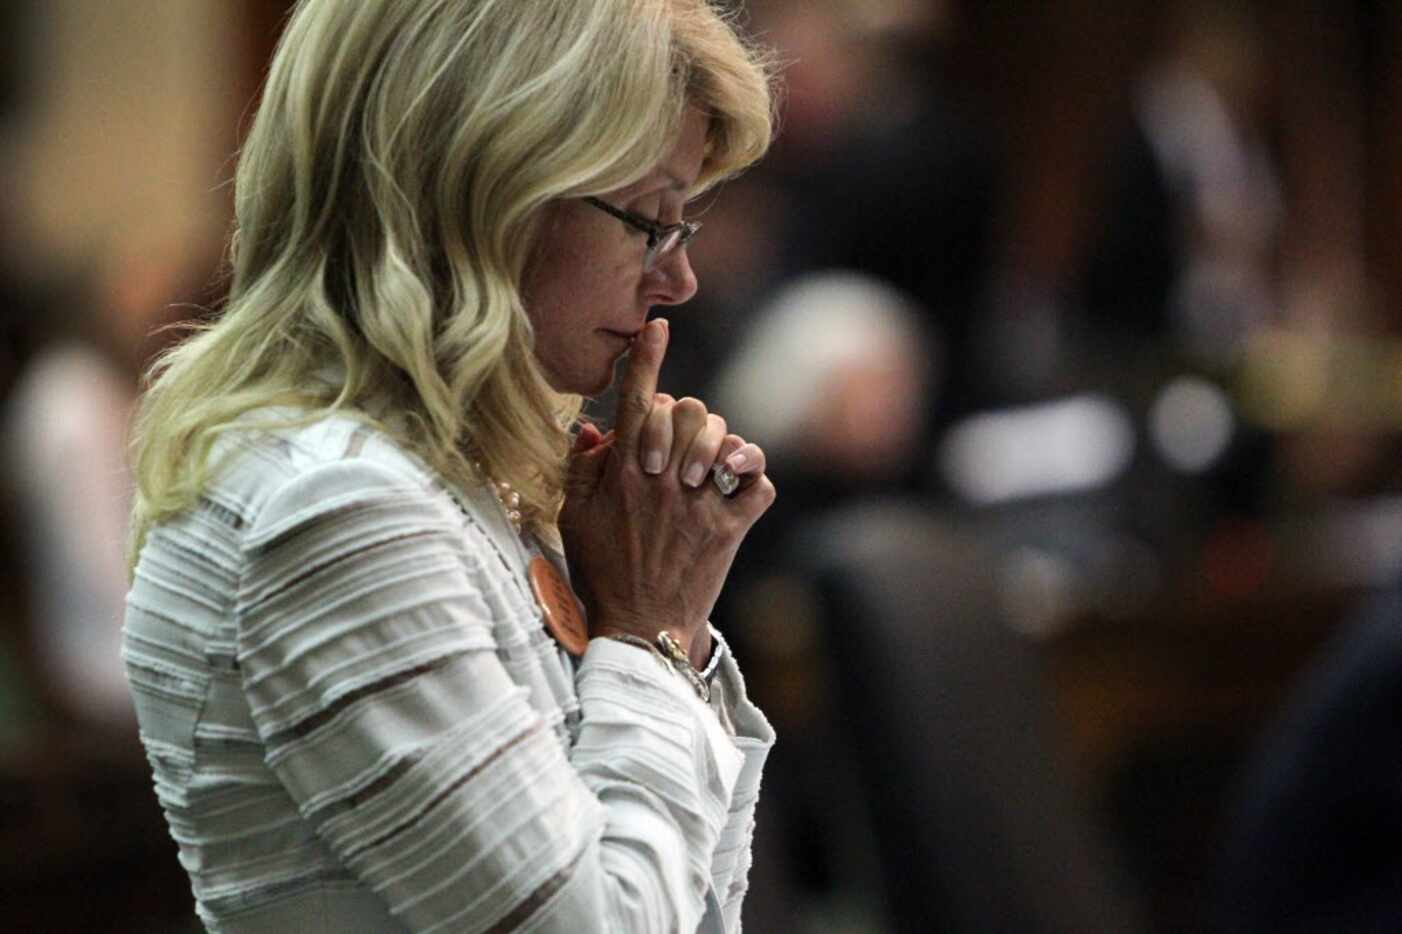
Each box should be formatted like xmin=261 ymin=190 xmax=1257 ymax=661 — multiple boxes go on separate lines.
xmin=647 ymin=247 xmax=699 ymax=306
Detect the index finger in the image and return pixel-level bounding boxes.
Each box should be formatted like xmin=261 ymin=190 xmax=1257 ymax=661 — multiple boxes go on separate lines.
xmin=614 ymin=317 xmax=669 ymax=456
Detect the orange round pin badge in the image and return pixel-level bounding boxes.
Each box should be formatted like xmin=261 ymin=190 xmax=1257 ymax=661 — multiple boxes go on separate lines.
xmin=528 ymin=556 xmax=588 ymax=655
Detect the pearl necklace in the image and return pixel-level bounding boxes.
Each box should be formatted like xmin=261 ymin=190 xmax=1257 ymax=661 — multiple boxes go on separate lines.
xmin=473 ymin=459 xmax=524 ymax=534
xmin=486 ymin=474 xmax=524 ymax=535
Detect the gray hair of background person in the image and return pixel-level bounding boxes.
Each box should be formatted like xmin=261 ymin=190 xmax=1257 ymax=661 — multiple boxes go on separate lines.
xmin=711 ymin=270 xmax=936 ymax=474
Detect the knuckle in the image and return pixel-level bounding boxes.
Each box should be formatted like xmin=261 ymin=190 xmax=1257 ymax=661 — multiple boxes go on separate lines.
xmin=708 ymin=413 xmax=727 ymax=436
xmin=640 ymin=411 xmax=668 ymax=441
xmin=620 ymin=389 xmax=653 ymax=417
xmin=674 ymin=396 xmax=707 ymax=418
xmin=616 ymin=476 xmax=643 ymax=507
xmin=613 ymin=455 xmax=643 ymax=483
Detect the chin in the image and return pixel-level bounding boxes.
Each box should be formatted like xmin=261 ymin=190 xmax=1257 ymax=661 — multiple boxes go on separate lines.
xmin=546 ymin=367 xmax=615 ymax=399
xmin=578 ymin=372 xmax=616 ymax=399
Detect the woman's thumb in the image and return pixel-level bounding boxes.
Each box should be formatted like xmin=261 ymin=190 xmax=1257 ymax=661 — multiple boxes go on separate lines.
xmin=573 ymin=422 xmax=605 ymax=454
xmin=566 ymin=427 xmax=612 ymax=495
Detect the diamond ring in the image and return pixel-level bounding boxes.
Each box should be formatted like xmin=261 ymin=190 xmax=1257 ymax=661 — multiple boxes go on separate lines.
xmin=710 ymin=462 xmax=739 ymax=496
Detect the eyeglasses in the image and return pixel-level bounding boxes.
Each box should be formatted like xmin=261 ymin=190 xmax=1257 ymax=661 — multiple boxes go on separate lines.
xmin=583 ymin=196 xmax=701 ymax=272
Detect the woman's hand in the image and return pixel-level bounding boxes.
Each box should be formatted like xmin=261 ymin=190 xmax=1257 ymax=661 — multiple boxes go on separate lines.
xmin=637 ymin=389 xmax=767 ymax=493
xmin=560 ymin=318 xmax=775 ymax=668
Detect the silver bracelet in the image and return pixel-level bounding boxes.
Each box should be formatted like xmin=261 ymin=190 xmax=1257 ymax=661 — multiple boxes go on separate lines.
xmin=601 ymin=632 xmax=710 ymax=703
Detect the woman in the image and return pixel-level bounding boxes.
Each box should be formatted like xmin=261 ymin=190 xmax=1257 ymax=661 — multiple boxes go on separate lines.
xmin=122 ymin=1 xmax=777 ymax=931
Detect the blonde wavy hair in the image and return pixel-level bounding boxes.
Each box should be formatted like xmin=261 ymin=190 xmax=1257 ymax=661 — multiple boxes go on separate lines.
xmin=128 ymin=0 xmax=775 ymax=564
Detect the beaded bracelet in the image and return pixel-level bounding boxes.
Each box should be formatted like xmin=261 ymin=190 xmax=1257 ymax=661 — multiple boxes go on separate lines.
xmin=601 ymin=632 xmax=710 ymax=703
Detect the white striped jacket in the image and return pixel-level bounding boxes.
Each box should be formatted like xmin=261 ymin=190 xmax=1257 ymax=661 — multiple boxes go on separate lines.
xmin=122 ymin=412 xmax=772 ymax=932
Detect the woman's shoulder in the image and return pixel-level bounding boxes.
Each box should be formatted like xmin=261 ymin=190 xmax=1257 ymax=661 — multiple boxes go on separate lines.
xmin=204 ymin=408 xmax=453 ymax=540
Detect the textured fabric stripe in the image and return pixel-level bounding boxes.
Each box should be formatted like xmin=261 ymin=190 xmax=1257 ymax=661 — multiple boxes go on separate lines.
xmin=350 ymin=719 xmax=546 ymax=857
xmin=265 ymin=655 xmax=460 ymax=748
xmin=482 ymin=861 xmax=577 ymax=934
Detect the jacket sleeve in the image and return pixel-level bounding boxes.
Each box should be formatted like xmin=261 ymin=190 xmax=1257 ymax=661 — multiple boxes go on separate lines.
xmin=237 ymin=457 xmax=750 ymax=933
xmin=701 ymin=629 xmax=774 ymax=932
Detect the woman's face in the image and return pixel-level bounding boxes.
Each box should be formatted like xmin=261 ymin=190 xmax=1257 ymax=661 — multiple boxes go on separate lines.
xmin=523 ymin=108 xmax=707 ymax=396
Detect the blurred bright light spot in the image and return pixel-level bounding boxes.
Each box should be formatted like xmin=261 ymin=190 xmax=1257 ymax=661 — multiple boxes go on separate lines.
xmin=939 ymin=394 xmax=1135 ymax=505
xmin=1150 ymin=376 xmax=1234 ymax=473
xmin=1239 ymin=329 xmax=1330 ymax=429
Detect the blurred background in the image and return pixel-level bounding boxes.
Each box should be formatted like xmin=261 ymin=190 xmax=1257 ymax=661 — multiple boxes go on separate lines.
xmin=4 ymin=0 xmax=1402 ymax=931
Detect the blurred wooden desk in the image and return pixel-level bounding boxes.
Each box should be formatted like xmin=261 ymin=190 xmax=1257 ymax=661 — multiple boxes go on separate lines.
xmin=1042 ymin=577 xmax=1359 ymax=932
xmin=1045 ymin=584 xmax=1355 ymax=783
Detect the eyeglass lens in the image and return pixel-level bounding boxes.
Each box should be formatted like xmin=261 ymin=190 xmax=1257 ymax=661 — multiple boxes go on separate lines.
xmin=649 ymin=231 xmax=680 ymax=264
xmin=643 ymin=226 xmax=694 ymax=271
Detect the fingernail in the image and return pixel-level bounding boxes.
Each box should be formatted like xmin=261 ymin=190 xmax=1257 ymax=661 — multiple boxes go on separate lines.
xmin=683 ymin=462 xmax=705 ymax=488
xmin=645 ymin=320 xmax=665 ymax=346
xmin=725 ymin=451 xmax=748 ymax=473
xmin=644 ymin=451 xmax=664 ymax=475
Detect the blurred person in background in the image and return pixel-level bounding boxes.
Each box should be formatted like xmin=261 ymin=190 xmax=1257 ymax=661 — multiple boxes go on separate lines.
xmin=1 ymin=244 xmax=191 ymax=729
xmin=122 ymin=1 xmax=781 ymax=931
xmin=711 ymin=271 xmax=1145 ymax=933
xmin=750 ymin=0 xmax=996 ymax=425
xmin=0 ymin=4 xmax=238 ymax=930
xmin=0 ymin=0 xmax=242 ymax=747
xmin=969 ymin=1 xmax=1287 ymax=643
xmin=710 ymin=271 xmax=931 ymax=929
xmin=711 ymin=271 xmax=935 ymax=526
xmin=1072 ymin=1 xmax=1284 ymax=530
xmin=1080 ymin=1 xmax=1281 ymax=367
